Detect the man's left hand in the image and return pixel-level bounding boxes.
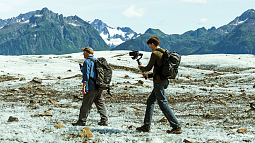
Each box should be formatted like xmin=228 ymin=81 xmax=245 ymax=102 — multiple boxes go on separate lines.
xmin=138 ymin=65 xmax=142 ymax=69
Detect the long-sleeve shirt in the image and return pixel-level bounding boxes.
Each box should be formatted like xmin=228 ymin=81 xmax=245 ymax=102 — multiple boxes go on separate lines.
xmin=140 ymin=48 xmax=167 ymax=83
xmin=82 ymin=56 xmax=97 ymax=92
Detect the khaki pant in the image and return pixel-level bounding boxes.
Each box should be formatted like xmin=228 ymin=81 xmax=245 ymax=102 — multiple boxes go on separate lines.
xmin=78 ymin=90 xmax=108 ymax=123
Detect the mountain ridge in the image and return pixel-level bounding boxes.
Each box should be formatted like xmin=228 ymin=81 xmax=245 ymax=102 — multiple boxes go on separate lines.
xmin=1 ymin=8 xmax=255 ymax=55
xmin=0 ymin=8 xmax=110 ymax=55
xmin=112 ymin=9 xmax=255 ymax=55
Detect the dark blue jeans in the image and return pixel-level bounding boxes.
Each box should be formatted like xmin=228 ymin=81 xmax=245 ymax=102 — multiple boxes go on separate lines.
xmin=144 ymin=80 xmax=180 ymax=128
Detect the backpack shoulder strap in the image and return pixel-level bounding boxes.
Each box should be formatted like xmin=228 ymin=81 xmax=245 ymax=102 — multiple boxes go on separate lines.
xmin=86 ymin=57 xmax=96 ymax=82
xmin=87 ymin=57 xmax=96 ymax=63
xmin=155 ymin=48 xmax=165 ymax=53
xmin=153 ymin=48 xmax=165 ymax=78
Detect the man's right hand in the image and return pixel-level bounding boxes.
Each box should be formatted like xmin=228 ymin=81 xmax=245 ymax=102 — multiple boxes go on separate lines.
xmin=142 ymin=73 xmax=148 ymax=79
xmin=82 ymin=88 xmax=86 ymax=94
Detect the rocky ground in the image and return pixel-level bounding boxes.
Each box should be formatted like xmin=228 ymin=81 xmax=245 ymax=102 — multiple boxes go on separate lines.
xmin=0 ymin=53 xmax=255 ymax=143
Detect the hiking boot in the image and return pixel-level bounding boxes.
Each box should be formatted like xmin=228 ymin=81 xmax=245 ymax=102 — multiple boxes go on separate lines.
xmin=98 ymin=121 xmax=108 ymax=126
xmin=72 ymin=121 xmax=86 ymax=126
xmin=166 ymin=127 xmax=182 ymax=134
xmin=136 ymin=125 xmax=150 ymax=132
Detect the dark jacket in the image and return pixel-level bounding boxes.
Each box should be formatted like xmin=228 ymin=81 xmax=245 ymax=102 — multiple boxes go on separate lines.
xmin=140 ymin=48 xmax=167 ymax=83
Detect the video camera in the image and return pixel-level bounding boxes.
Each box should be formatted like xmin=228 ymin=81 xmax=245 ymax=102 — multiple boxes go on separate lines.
xmin=129 ymin=50 xmax=143 ymax=65
xmin=129 ymin=50 xmax=147 ymax=80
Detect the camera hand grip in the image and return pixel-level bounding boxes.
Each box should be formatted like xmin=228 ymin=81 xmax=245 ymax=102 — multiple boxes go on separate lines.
xmin=137 ymin=60 xmax=142 ymax=65
xmin=79 ymin=63 xmax=83 ymax=69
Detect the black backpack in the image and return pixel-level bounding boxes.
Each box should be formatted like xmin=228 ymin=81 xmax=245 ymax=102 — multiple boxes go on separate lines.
xmin=88 ymin=57 xmax=113 ymax=96
xmin=156 ymin=48 xmax=181 ymax=79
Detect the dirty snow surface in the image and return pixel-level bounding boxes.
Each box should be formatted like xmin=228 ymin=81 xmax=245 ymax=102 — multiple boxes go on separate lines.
xmin=0 ymin=51 xmax=255 ymax=143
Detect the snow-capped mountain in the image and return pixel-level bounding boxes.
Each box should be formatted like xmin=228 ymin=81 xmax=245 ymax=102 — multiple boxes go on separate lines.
xmin=0 ymin=10 xmax=40 ymax=28
xmin=90 ymin=19 xmax=141 ymax=49
xmin=228 ymin=9 xmax=255 ymax=26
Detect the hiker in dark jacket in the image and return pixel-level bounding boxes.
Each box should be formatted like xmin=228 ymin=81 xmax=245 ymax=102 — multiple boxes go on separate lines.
xmin=72 ymin=47 xmax=108 ymax=126
xmin=136 ymin=36 xmax=182 ymax=134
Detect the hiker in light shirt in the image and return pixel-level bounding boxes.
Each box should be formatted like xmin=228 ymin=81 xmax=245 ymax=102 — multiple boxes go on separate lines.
xmin=72 ymin=47 xmax=108 ymax=126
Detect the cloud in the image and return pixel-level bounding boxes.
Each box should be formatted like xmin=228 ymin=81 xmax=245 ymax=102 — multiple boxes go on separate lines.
xmin=122 ymin=5 xmax=146 ymax=18
xmin=199 ymin=18 xmax=209 ymax=24
xmin=180 ymin=0 xmax=207 ymax=4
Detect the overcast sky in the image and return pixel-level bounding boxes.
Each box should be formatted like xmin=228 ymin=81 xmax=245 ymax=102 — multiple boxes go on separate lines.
xmin=0 ymin=0 xmax=254 ymax=34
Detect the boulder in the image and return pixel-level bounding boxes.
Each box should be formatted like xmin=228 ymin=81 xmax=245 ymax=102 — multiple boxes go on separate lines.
xmin=54 ymin=123 xmax=65 ymax=129
xmin=8 ymin=116 xmax=19 ymax=122
xmin=124 ymin=86 xmax=130 ymax=90
xmin=203 ymin=113 xmax=212 ymax=118
xmin=138 ymin=80 xmax=144 ymax=84
xmin=128 ymin=125 xmax=136 ymax=129
xmin=80 ymin=126 xmax=93 ymax=138
xmin=49 ymin=100 xmax=58 ymax=103
xmin=19 ymin=77 xmax=26 ymax=81
xmin=183 ymin=138 xmax=197 ymax=143
xmin=40 ymin=110 xmax=53 ymax=116
xmin=237 ymin=129 xmax=247 ymax=133
xmin=250 ymin=103 xmax=255 ymax=109
xmin=194 ymin=122 xmax=204 ymax=126
xmin=32 ymin=77 xmax=42 ymax=84
xmin=131 ymin=106 xmax=141 ymax=110
xmin=30 ymin=100 xmax=38 ymax=104
xmin=186 ymin=122 xmax=194 ymax=126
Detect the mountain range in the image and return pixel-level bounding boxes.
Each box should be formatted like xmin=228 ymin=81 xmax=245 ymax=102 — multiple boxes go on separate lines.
xmin=0 ymin=8 xmax=255 ymax=55
xmin=0 ymin=8 xmax=109 ymax=55
xmin=112 ymin=9 xmax=255 ymax=55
